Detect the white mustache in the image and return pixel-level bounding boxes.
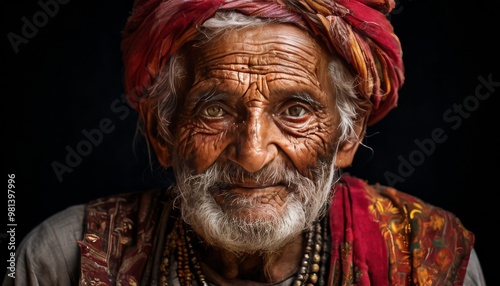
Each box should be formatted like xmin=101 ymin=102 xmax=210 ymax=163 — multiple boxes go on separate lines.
xmin=181 ymin=160 xmax=312 ymax=195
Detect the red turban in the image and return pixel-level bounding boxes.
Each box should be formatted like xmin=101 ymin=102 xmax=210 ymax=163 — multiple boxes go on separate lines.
xmin=121 ymin=0 xmax=404 ymax=125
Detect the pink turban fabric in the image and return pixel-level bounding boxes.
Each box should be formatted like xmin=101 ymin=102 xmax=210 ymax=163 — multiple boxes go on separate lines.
xmin=121 ymin=0 xmax=404 ymax=125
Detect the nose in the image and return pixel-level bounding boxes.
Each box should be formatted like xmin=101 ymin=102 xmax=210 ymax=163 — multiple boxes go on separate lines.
xmin=227 ymin=110 xmax=278 ymax=173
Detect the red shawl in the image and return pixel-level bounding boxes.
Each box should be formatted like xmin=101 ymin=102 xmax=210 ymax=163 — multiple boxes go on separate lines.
xmin=329 ymin=175 xmax=474 ymax=285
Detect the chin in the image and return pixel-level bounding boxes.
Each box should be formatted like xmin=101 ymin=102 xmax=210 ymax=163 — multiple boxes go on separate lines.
xmin=183 ymin=196 xmax=307 ymax=253
xmin=214 ymin=191 xmax=290 ymax=223
xmin=223 ymin=205 xmax=286 ymax=223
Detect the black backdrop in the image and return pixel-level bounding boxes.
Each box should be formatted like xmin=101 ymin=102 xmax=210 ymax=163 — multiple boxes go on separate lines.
xmin=3 ymin=0 xmax=499 ymax=284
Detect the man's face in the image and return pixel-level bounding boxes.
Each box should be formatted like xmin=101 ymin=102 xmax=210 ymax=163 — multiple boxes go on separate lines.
xmin=170 ymin=23 xmax=345 ymax=251
xmin=174 ymin=23 xmax=341 ymax=178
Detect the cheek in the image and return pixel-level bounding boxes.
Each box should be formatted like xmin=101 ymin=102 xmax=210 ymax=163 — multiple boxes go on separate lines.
xmin=173 ymin=119 xmax=234 ymax=173
xmin=278 ymin=118 xmax=337 ymax=178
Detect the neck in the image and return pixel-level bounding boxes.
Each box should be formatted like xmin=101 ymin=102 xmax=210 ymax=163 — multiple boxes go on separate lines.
xmin=198 ymin=235 xmax=304 ymax=285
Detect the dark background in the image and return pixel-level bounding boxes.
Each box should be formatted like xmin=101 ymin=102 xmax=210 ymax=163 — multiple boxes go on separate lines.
xmin=2 ymin=0 xmax=498 ymax=284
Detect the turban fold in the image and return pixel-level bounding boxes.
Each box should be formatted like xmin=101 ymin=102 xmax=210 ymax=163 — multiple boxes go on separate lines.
xmin=121 ymin=0 xmax=404 ymax=125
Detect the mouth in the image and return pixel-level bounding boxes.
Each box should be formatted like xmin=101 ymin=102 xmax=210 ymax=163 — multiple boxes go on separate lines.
xmin=217 ymin=180 xmax=288 ymax=195
xmin=213 ymin=182 xmax=290 ymax=210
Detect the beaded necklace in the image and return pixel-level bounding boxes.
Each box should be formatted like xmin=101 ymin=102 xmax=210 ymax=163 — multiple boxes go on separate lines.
xmin=159 ymin=217 xmax=329 ymax=286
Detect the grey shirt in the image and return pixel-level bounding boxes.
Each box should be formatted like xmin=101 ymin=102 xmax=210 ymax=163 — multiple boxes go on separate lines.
xmin=2 ymin=204 xmax=487 ymax=286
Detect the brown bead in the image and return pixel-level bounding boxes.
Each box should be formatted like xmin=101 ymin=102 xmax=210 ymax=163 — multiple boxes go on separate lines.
xmin=309 ymin=273 xmax=318 ymax=283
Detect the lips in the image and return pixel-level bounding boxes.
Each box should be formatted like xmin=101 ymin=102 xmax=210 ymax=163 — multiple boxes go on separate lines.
xmin=213 ymin=183 xmax=289 ymax=209
xmin=219 ymin=181 xmax=286 ymax=194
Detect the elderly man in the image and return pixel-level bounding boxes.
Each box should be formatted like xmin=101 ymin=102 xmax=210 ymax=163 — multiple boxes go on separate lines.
xmin=4 ymin=0 xmax=486 ymax=285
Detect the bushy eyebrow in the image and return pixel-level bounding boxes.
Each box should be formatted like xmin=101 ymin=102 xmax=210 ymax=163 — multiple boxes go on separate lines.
xmin=192 ymin=88 xmax=226 ymax=105
xmin=199 ymin=91 xmax=226 ymax=102
xmin=288 ymin=92 xmax=324 ymax=110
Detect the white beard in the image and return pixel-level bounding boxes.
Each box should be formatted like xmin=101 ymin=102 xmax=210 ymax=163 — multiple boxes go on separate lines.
xmin=172 ymin=158 xmax=339 ymax=254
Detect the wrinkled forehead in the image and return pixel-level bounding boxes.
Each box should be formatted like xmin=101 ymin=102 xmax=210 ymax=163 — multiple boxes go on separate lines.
xmin=188 ymin=23 xmax=332 ymax=85
xmin=195 ymin=23 xmax=326 ymax=59
xmin=182 ymin=24 xmax=337 ymax=109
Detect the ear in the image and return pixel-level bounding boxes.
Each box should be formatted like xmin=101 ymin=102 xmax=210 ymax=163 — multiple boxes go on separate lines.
xmin=138 ymin=100 xmax=172 ymax=168
xmin=334 ymin=115 xmax=369 ymax=168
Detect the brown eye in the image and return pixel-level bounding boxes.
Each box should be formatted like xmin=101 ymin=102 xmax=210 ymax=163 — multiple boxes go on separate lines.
xmin=284 ymin=105 xmax=307 ymax=117
xmin=204 ymin=105 xmax=226 ymax=117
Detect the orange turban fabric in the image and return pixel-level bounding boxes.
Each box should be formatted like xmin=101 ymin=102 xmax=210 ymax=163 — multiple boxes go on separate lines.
xmin=121 ymin=0 xmax=404 ymax=125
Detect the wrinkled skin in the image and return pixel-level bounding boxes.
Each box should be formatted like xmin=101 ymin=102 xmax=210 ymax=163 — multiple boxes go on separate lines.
xmin=177 ymin=24 xmax=338 ymax=176
xmin=147 ymin=24 xmax=364 ymax=284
